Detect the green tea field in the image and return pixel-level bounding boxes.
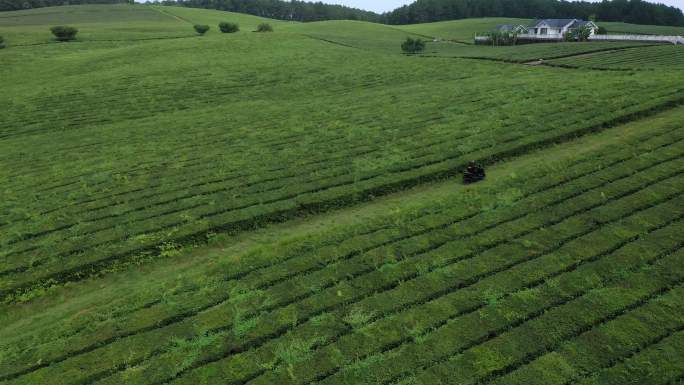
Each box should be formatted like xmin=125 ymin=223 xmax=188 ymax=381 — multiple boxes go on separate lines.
xmin=1 ymin=4 xmax=683 ymax=385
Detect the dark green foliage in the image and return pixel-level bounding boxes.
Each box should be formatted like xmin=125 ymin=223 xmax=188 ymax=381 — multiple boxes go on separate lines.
xmin=576 ymin=25 xmax=593 ymax=41
xmin=384 ymin=0 xmax=684 ymax=27
xmin=597 ymin=26 xmax=608 ymax=35
xmin=401 ymin=37 xmax=425 ymax=53
xmin=0 ymin=36 xmax=5 ymax=49
xmin=0 ymin=0 xmax=130 ymax=11
xmin=255 ymin=23 xmax=273 ymax=33
xmin=564 ymin=25 xmax=593 ymax=42
xmin=219 ymin=22 xmax=239 ymax=33
xmin=193 ymin=24 xmax=209 ymax=35
xmin=50 ymin=26 xmax=79 ymax=41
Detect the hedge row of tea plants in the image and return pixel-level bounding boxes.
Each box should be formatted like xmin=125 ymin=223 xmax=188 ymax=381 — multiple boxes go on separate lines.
xmin=9 ymin=120 xmax=675 ymax=378
xmin=5 ymin=123 xmax=683 ymax=384
xmin=2 ymin=77 xmax=682 ymax=302
xmin=549 ymin=44 xmax=684 ymax=70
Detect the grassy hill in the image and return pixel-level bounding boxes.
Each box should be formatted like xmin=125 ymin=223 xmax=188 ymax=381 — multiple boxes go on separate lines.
xmin=393 ymin=17 xmax=531 ymax=42
xmin=0 ymin=4 xmax=286 ymax=44
xmin=601 ymin=21 xmax=684 ymax=36
xmin=1 ymin=5 xmax=683 ymax=385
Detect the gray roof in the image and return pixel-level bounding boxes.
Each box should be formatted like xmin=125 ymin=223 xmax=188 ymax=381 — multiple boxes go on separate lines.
xmin=569 ymin=20 xmax=595 ymax=29
xmin=529 ymin=19 xmax=576 ymax=28
xmin=495 ymin=24 xmax=528 ymax=32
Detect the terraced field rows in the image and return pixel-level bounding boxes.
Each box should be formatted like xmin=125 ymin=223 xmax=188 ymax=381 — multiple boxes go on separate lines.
xmin=422 ymin=41 xmax=656 ymax=62
xmin=2 ymin=7 xmax=684 ymax=385
xmin=573 ymin=331 xmax=684 ymax=385
xmin=3 ymin=32 xmax=682 ymax=301
xmin=3 ymin=112 xmax=683 ymax=385
xmin=550 ymin=44 xmax=684 ymax=70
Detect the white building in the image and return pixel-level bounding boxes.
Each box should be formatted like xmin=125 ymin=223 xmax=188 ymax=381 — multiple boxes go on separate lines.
xmin=527 ymin=19 xmax=598 ymax=38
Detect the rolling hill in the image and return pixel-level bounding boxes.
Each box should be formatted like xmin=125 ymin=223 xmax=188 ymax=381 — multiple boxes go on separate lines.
xmin=1 ymin=5 xmax=683 ymax=385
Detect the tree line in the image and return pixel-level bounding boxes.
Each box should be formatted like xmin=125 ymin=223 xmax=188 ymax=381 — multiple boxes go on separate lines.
xmin=384 ymin=0 xmax=684 ymax=27
xmin=0 ymin=0 xmax=130 ymax=11
xmin=1 ymin=0 xmax=683 ymax=28
xmin=155 ymin=0 xmax=380 ymax=22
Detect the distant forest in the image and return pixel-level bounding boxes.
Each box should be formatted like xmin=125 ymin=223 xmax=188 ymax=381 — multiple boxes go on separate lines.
xmin=0 ymin=0 xmax=130 ymax=12
xmin=160 ymin=0 xmax=379 ymax=22
xmin=1 ymin=0 xmax=683 ymax=27
xmin=384 ymin=0 xmax=684 ymax=27
xmin=0 ymin=0 xmax=378 ymax=21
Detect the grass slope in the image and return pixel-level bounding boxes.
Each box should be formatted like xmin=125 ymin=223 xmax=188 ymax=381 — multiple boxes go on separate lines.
xmin=394 ymin=17 xmax=530 ymax=42
xmin=0 ymin=4 xmax=288 ymax=45
xmin=602 ymin=21 xmax=684 ymax=36
xmin=281 ymin=20 xmax=426 ymax=52
xmin=1 ymin=106 xmax=683 ymax=384
xmin=2 ymin=30 xmax=680 ymax=301
xmin=0 ymin=4 xmax=189 ymax=44
xmin=549 ymin=44 xmax=684 ymax=70
xmin=1 ymin=5 xmax=683 ymax=385
xmin=422 ymin=40 xmax=657 ymax=62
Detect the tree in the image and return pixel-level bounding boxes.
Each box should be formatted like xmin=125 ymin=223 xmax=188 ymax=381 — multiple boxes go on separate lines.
xmin=488 ymin=30 xmax=518 ymax=46
xmin=401 ymin=37 xmax=425 ymax=53
xmin=0 ymin=36 xmax=5 ymax=49
xmin=194 ymin=24 xmax=210 ymax=35
xmin=219 ymin=22 xmax=239 ymax=33
xmin=50 ymin=26 xmax=79 ymax=41
xmin=597 ymin=26 xmax=608 ymax=35
xmin=573 ymin=25 xmax=593 ymax=41
xmin=256 ymin=23 xmax=273 ymax=32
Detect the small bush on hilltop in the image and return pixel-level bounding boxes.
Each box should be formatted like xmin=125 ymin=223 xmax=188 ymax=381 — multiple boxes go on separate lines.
xmin=401 ymin=37 xmax=425 ymax=53
xmin=219 ymin=22 xmax=239 ymax=33
xmin=50 ymin=26 xmax=78 ymax=41
xmin=194 ymin=24 xmax=210 ymax=35
xmin=256 ymin=23 xmax=273 ymax=32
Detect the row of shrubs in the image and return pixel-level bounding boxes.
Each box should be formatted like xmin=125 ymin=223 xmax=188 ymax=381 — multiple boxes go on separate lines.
xmin=193 ymin=22 xmax=273 ymax=35
xmin=0 ymin=21 xmax=275 ymax=47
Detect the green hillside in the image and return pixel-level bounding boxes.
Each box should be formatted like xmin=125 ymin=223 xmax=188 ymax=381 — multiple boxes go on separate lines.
xmin=281 ymin=20 xmax=428 ymax=52
xmin=549 ymin=44 xmax=684 ymax=70
xmin=394 ymin=17 xmax=530 ymax=42
xmin=602 ymin=21 xmax=684 ymax=36
xmin=0 ymin=4 xmax=287 ymax=44
xmin=1 ymin=5 xmax=683 ymax=385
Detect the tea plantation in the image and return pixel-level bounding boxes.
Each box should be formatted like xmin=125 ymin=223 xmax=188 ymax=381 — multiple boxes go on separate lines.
xmin=0 ymin=5 xmax=683 ymax=385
